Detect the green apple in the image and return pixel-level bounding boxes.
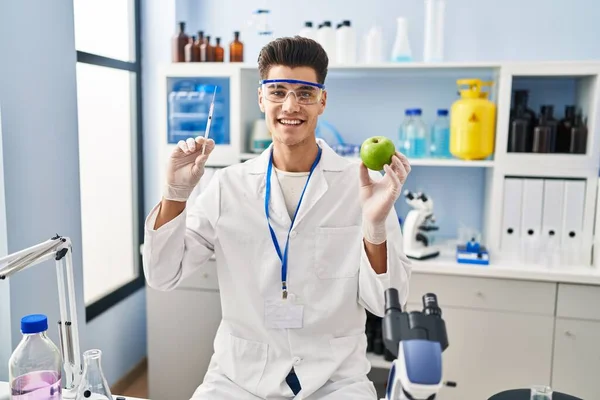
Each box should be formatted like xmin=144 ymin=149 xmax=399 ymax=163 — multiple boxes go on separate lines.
xmin=360 ymin=136 xmax=396 ymax=171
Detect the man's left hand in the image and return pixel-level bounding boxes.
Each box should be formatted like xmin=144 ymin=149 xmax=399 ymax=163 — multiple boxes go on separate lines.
xmin=359 ymin=152 xmax=411 ymax=244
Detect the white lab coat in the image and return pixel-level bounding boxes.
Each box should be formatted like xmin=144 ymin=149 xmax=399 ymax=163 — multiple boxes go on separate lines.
xmin=143 ymin=139 xmax=411 ymax=400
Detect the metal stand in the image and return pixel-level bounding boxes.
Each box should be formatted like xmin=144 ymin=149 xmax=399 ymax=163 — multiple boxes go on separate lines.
xmin=0 ymin=235 xmax=82 ymax=399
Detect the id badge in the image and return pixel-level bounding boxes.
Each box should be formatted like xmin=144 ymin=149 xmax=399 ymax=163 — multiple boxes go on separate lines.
xmin=265 ymin=298 xmax=304 ymax=329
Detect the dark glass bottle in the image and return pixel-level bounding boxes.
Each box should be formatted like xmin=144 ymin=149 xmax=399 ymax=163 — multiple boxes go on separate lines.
xmin=532 ymin=105 xmax=558 ymax=153
xmin=172 ymin=22 xmax=189 ymax=63
xmin=509 ymin=90 xmax=536 ymax=151
xmin=569 ymin=113 xmax=588 ymax=154
xmin=214 ymin=37 xmax=224 ymax=62
xmin=507 ymin=105 xmax=531 ymax=152
xmin=229 ymin=31 xmax=244 ymax=62
xmin=556 ymin=105 xmax=576 ymax=153
xmin=511 ymin=90 xmax=536 ymax=122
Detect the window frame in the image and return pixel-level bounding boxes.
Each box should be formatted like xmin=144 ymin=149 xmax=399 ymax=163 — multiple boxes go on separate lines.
xmin=75 ymin=0 xmax=145 ymax=323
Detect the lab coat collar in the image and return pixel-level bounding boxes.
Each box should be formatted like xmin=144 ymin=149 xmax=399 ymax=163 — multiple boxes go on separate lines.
xmin=247 ymin=139 xmax=350 ymax=227
xmin=246 ymin=138 xmax=348 ymax=175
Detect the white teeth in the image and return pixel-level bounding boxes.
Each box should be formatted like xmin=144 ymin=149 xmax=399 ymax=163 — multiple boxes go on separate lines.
xmin=279 ymin=119 xmax=302 ymax=125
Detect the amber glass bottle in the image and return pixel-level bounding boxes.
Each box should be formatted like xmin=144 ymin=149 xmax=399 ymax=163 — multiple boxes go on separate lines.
xmin=229 ymin=31 xmax=244 ymax=62
xmin=214 ymin=38 xmax=224 ymax=62
xmin=172 ymin=22 xmax=188 ymax=62
xmin=201 ymin=36 xmax=215 ymax=62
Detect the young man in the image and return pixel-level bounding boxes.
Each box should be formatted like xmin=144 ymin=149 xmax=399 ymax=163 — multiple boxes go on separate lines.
xmin=143 ymin=36 xmax=412 ymax=399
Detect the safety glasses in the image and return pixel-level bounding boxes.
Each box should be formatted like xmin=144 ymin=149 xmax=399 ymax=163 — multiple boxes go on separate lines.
xmin=259 ymin=79 xmax=325 ymax=105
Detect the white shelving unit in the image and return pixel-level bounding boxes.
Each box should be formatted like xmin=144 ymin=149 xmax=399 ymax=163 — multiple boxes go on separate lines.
xmin=158 ymin=61 xmax=600 ymax=267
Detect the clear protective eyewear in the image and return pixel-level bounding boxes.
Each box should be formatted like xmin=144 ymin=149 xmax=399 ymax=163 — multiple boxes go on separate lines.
xmin=260 ymin=79 xmax=325 ymax=105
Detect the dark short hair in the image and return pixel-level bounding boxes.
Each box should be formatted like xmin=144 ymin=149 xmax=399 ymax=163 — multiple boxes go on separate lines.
xmin=257 ymin=36 xmax=329 ymax=84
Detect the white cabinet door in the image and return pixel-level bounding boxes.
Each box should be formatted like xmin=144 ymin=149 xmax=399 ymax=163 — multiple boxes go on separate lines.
xmin=407 ymin=306 xmax=555 ymax=400
xmin=552 ymin=318 xmax=600 ymax=400
xmin=147 ymin=288 xmax=222 ymax=400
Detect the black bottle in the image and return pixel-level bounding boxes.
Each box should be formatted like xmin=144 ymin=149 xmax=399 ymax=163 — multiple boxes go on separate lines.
xmin=508 ymin=105 xmax=531 ymax=152
xmin=511 ymin=90 xmax=536 ymax=123
xmin=569 ymin=113 xmax=588 ymax=154
xmin=509 ymin=90 xmax=536 ymax=151
xmin=556 ymin=105 xmax=576 ymax=153
xmin=532 ymin=105 xmax=557 ymax=153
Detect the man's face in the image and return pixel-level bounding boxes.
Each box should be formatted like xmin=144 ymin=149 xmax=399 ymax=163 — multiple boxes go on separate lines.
xmin=258 ymin=65 xmax=327 ymax=148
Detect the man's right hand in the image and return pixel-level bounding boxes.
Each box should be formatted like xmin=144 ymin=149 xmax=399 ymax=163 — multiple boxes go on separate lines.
xmin=163 ymin=136 xmax=216 ymax=202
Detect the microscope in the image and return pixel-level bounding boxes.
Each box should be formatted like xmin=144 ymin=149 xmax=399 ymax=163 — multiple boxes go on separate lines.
xmin=402 ymin=190 xmax=440 ymax=260
xmin=382 ymin=288 xmax=455 ymax=400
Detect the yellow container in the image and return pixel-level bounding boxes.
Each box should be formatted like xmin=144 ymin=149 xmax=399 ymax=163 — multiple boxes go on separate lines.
xmin=450 ymin=79 xmax=496 ymax=160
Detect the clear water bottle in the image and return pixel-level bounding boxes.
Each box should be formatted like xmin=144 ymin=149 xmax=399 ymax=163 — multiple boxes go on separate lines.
xmin=9 ymin=314 xmax=62 ymax=400
xmin=405 ymin=108 xmax=429 ymax=158
xmin=398 ymin=109 xmax=414 ymax=155
xmin=430 ymin=109 xmax=451 ymax=158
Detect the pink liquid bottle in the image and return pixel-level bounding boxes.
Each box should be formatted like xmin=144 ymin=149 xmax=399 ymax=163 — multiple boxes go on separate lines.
xmin=9 ymin=314 xmax=62 ymax=400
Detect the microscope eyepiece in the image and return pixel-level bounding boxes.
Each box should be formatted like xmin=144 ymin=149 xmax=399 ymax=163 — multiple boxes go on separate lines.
xmin=384 ymin=288 xmax=402 ymax=312
xmin=404 ymin=190 xmax=414 ymax=200
xmin=423 ymin=293 xmax=442 ymax=317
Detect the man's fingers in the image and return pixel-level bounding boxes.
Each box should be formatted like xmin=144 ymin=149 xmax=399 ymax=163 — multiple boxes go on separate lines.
xmin=177 ymin=140 xmax=189 ymax=154
xmin=186 ymin=137 xmax=197 ymax=152
xmin=359 ymin=162 xmax=372 ymax=187
xmin=396 ymin=152 xmax=411 ymax=175
xmin=384 ymin=164 xmax=402 ymax=196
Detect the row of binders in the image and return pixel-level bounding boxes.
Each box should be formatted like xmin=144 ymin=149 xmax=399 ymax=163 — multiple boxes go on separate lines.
xmin=501 ymin=177 xmax=586 ymax=261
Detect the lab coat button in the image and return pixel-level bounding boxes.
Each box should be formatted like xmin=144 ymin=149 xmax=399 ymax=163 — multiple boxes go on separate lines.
xmin=292 ymin=356 xmax=302 ymax=365
xmin=290 ymin=231 xmax=297 ymax=238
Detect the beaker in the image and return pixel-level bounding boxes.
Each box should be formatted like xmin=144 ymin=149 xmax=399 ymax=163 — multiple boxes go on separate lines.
xmin=75 ymin=349 xmax=113 ymax=400
xmin=530 ymin=385 xmax=552 ymax=399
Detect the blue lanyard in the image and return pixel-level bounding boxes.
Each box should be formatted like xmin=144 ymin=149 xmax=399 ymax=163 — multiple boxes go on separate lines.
xmin=265 ymin=146 xmax=322 ymax=299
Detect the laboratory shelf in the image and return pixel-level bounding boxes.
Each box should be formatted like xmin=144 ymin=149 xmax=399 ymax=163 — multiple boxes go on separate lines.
xmin=240 ymin=153 xmax=494 ymax=168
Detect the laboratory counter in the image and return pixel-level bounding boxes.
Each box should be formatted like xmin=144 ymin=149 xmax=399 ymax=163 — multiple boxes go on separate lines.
xmin=0 ymin=381 xmax=147 ymax=400
xmin=410 ymin=252 xmax=600 ymax=285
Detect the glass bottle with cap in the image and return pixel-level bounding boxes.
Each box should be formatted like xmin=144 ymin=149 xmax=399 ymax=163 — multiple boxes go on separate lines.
xmin=229 ymin=31 xmax=244 ymax=62
xmin=9 ymin=314 xmax=63 ymax=399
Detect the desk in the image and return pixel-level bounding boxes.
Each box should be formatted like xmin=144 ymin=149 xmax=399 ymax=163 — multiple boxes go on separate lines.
xmin=0 ymin=381 xmax=147 ymax=400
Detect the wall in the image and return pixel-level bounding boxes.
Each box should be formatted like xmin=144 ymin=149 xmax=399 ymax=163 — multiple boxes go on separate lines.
xmin=0 ymin=0 xmax=148 ymax=386
xmin=188 ymin=0 xmax=600 ymax=64
xmin=0 ymin=0 xmax=86 ymax=378
xmin=0 ymin=107 xmax=11 ymax=380
xmin=143 ymin=0 xmax=177 ymax=215
xmin=85 ymin=290 xmax=147 ymax=385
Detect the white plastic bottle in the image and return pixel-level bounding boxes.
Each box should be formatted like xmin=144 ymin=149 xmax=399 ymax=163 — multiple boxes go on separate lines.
xmin=364 ymin=25 xmax=383 ymax=64
xmin=423 ymin=0 xmax=445 ymax=62
xmin=336 ymin=20 xmax=357 ymax=65
xmin=317 ymin=21 xmax=336 ymax=63
xmin=298 ymin=21 xmax=315 ymax=41
xmin=391 ymin=17 xmax=412 ymax=62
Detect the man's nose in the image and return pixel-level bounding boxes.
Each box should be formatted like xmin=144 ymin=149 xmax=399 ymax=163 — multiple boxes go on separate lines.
xmin=282 ymin=92 xmax=300 ymax=113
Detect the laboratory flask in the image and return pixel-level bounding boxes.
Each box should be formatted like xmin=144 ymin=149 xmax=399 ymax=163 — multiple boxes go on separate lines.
xmin=75 ymin=350 xmax=112 ymax=400
xmin=9 ymin=314 xmax=63 ymax=400
xmin=391 ymin=17 xmax=412 ymax=62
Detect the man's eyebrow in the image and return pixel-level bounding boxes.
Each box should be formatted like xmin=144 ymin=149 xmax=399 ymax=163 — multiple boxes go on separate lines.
xmin=265 ymin=83 xmax=317 ymax=90
xmin=296 ymin=85 xmax=317 ymax=90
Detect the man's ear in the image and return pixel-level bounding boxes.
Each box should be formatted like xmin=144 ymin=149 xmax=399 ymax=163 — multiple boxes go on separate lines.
xmin=318 ymin=90 xmax=327 ymax=115
xmin=258 ymin=88 xmax=265 ymax=113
